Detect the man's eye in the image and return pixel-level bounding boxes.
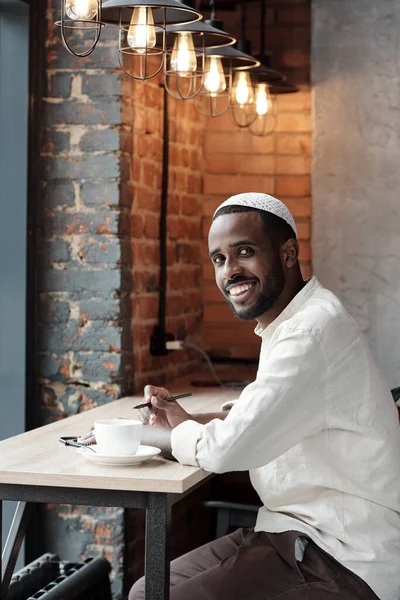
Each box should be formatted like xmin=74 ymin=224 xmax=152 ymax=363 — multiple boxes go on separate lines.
xmin=238 ymin=247 xmax=253 ymax=257
xmin=212 ymin=255 xmax=225 ymax=265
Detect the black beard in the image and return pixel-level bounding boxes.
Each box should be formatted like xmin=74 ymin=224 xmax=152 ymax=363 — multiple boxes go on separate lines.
xmin=225 ymin=267 xmax=285 ymax=321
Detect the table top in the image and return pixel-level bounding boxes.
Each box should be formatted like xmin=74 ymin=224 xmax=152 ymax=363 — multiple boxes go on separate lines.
xmin=0 ymin=376 xmax=242 ymax=494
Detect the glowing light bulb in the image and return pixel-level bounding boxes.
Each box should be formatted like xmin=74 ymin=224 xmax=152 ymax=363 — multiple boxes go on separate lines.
xmin=203 ymin=56 xmax=226 ymax=95
xmin=170 ymin=32 xmax=197 ymax=75
xmin=255 ymin=83 xmax=270 ymax=116
xmin=233 ymin=71 xmax=254 ymax=106
xmin=65 ymin=0 xmax=98 ymax=20
xmin=127 ymin=7 xmax=156 ymax=54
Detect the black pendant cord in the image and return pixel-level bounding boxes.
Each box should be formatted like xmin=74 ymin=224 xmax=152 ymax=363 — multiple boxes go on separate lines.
xmin=209 ymin=0 xmax=216 ymax=21
xmin=241 ymin=0 xmax=247 ymax=42
xmin=260 ymin=1 xmax=265 ymax=56
xmin=236 ymin=1 xmax=251 ymax=55
xmin=159 ymin=84 xmax=169 ymax=336
xmin=150 ymin=85 xmax=170 ymax=355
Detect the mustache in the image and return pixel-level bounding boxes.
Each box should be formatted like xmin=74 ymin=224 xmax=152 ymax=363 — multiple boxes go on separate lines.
xmin=224 ymin=277 xmax=257 ymax=293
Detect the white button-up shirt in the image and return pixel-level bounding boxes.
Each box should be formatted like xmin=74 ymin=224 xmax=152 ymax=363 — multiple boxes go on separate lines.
xmin=172 ymin=277 xmax=400 ymax=600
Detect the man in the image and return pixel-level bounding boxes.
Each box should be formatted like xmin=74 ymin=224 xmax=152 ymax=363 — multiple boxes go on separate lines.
xmin=92 ymin=192 xmax=400 ymax=599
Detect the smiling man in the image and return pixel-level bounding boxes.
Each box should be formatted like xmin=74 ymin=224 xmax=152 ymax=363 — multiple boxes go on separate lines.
xmin=128 ymin=193 xmax=400 ymax=600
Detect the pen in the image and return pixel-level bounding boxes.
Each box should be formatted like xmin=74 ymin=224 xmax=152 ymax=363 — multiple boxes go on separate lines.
xmin=133 ymin=392 xmax=192 ymax=410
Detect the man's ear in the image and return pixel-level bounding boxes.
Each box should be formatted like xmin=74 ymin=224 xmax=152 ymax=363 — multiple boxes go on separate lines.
xmin=280 ymin=239 xmax=299 ymax=269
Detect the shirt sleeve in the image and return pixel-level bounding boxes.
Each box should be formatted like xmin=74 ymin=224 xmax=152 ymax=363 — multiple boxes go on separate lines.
xmin=171 ymin=326 xmax=327 ymax=472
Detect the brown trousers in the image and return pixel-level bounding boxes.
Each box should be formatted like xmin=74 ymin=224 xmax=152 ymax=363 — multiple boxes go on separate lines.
xmin=129 ymin=529 xmax=381 ymax=600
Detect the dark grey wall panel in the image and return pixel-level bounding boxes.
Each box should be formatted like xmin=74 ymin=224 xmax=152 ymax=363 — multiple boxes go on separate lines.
xmin=0 ymin=0 xmax=29 ymax=565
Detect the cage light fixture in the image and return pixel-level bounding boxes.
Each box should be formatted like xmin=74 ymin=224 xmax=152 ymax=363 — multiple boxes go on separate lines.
xmin=232 ymin=57 xmax=282 ymax=129
xmin=244 ymin=61 xmax=280 ymax=136
xmin=164 ymin=20 xmax=235 ymax=101
xmin=99 ymin=0 xmax=202 ymax=80
xmin=55 ymin=0 xmax=103 ymax=57
xmin=195 ymin=44 xmax=260 ymax=119
xmin=249 ymin=78 xmax=299 ymax=136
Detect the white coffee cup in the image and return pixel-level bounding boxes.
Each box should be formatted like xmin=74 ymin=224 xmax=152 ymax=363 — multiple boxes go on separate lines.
xmin=94 ymin=419 xmax=142 ymax=456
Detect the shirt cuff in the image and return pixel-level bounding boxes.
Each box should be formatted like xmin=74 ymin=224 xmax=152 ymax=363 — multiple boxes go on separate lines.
xmin=171 ymin=420 xmax=204 ymax=466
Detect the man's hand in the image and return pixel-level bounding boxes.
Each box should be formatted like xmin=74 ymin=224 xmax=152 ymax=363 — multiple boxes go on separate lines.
xmin=78 ymin=426 xmax=95 ymax=445
xmin=139 ymin=385 xmax=191 ymax=430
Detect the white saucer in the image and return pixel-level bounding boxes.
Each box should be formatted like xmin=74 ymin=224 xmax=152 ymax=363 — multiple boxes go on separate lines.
xmin=77 ymin=445 xmax=161 ymax=466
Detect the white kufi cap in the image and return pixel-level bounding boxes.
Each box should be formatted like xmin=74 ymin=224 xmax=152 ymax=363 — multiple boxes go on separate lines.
xmin=213 ymin=192 xmax=297 ymax=236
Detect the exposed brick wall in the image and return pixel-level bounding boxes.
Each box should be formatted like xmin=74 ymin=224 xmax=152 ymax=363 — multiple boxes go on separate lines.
xmin=36 ymin=3 xmax=206 ymax=596
xmin=202 ymin=0 xmax=311 ymax=360
xmin=37 ymin=3 xmax=128 ymax=594
xmin=120 ymin=70 xmax=205 ymax=393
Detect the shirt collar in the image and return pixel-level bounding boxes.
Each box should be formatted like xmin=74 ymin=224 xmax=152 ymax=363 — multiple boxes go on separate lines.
xmin=254 ymin=276 xmax=321 ymax=337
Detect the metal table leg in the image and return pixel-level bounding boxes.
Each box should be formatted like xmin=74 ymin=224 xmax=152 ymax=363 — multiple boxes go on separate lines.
xmin=1 ymin=501 xmax=33 ymax=600
xmin=0 ymin=500 xmax=2 ymax=600
xmin=144 ymin=493 xmax=171 ymax=600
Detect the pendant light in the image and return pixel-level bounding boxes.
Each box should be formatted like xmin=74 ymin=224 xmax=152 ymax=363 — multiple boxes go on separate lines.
xmin=55 ymin=0 xmax=103 ymax=57
xmin=228 ymin=2 xmax=256 ymax=128
xmin=164 ymin=19 xmax=235 ymax=100
xmin=100 ymin=0 xmax=202 ymax=80
xmin=249 ymin=78 xmax=299 ymax=136
xmin=195 ymin=44 xmax=259 ymax=118
xmin=248 ymin=68 xmax=277 ymax=137
xmin=248 ymin=2 xmax=286 ymax=137
xmin=230 ymin=1 xmax=283 ymax=128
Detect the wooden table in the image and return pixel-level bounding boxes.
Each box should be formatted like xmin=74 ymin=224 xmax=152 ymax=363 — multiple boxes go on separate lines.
xmin=0 ymin=377 xmax=241 ymax=600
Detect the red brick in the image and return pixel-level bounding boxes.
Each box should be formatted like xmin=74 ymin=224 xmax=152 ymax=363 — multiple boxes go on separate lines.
xmin=133 ymin=296 xmax=159 ymax=320
xmin=202 ymin=216 xmax=212 ymax=238
xmin=276 ymin=176 xmax=310 ymax=197
xmin=298 ymin=240 xmax=311 ymax=261
xmin=131 ymin=214 xmax=144 ymax=238
xmin=275 ymin=113 xmax=311 ymax=133
xmin=283 ymin=197 xmax=311 ymax=218
xmin=203 ymin=304 xmax=237 ymax=324
xmin=141 ymin=161 xmax=161 ymax=188
xmin=132 ymin=241 xmax=159 ymax=266
xmin=204 ymin=132 xmax=274 ymax=155
xmin=204 ymin=174 xmax=274 ymax=196
xmin=186 ymin=219 xmax=202 ymax=239
xmin=300 ymin=262 xmax=313 ymax=280
xmin=144 ymin=84 xmax=162 ymax=111
xmin=205 ymin=112 xmax=237 ymax=133
xmin=276 ymin=91 xmax=311 ymax=112
xmin=295 ymin=219 xmax=310 ymax=240
xmin=277 ymin=134 xmax=311 ymax=155
xmin=203 ymin=263 xmax=215 ymax=282
xmin=224 ymin=344 xmax=260 ymax=360
xmin=133 ymin=323 xmax=155 ymax=346
xmin=205 ymin=154 xmax=275 ymax=176
xmin=181 ymin=195 xmax=200 ymax=216
xmin=203 ymin=284 xmax=224 ymax=304
xmin=276 ymin=49 xmax=310 ymax=69
xmin=133 ymin=105 xmax=147 ymax=131
xmin=277 ymin=6 xmax=310 ymax=25
xmin=262 ymin=27 xmax=310 ymax=50
xmin=170 ymin=145 xmax=181 ymax=166
xmin=203 ymin=195 xmax=229 ymax=217
xmin=135 ymin=188 xmax=161 ymax=212
xmin=276 ymin=155 xmax=311 ymax=175
xmin=144 ymin=214 xmax=159 ymax=239
xmin=190 ymin=150 xmax=201 ymax=170
xmin=168 ymin=217 xmax=179 ymax=240
xmin=187 ymin=174 xmax=202 ymax=194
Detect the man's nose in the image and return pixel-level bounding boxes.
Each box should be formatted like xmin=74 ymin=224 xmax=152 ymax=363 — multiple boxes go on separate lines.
xmin=222 ymin=256 xmax=242 ymax=281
